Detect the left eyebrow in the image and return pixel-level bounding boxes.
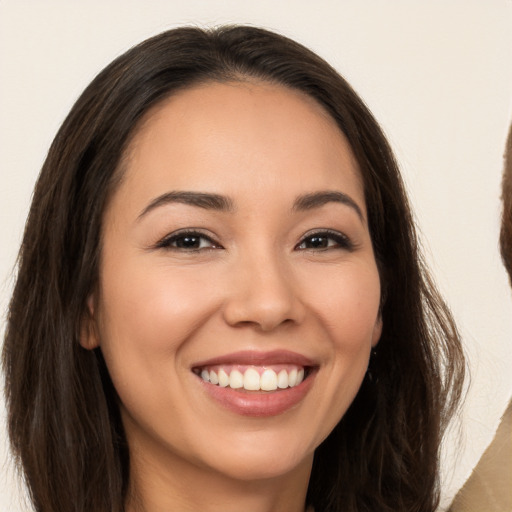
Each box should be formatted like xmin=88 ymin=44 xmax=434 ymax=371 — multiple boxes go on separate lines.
xmin=292 ymin=191 xmax=364 ymax=222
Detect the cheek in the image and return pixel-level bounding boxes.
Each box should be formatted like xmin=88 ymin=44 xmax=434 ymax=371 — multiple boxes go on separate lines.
xmin=290 ymin=263 xmax=381 ymax=449
xmin=299 ymin=261 xmax=381 ymax=408
xmin=304 ymin=261 xmax=381 ymax=346
xmin=96 ymin=259 xmax=219 ymax=381
xmin=95 ymin=260 xmax=225 ymax=444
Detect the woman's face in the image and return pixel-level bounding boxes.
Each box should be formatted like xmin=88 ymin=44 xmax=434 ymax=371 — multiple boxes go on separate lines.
xmin=84 ymin=81 xmax=382 ymax=485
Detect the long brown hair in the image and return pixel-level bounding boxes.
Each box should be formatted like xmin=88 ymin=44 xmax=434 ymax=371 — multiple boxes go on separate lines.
xmin=2 ymin=26 xmax=465 ymax=512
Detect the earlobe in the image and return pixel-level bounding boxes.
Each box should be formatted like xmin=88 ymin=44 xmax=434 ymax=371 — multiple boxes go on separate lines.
xmin=79 ymin=294 xmax=100 ymax=350
xmin=372 ymin=316 xmax=383 ymax=347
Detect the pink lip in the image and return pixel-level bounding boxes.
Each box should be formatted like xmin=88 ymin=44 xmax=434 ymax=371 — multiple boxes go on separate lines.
xmin=198 ymin=376 xmax=316 ymax=417
xmin=192 ymin=349 xmax=316 ymax=369
xmin=192 ymin=350 xmax=318 ymax=417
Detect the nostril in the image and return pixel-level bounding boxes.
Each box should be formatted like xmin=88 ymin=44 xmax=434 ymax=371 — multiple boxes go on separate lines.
xmin=221 ymin=262 xmax=306 ymax=331
xmin=223 ymin=297 xmax=304 ymax=331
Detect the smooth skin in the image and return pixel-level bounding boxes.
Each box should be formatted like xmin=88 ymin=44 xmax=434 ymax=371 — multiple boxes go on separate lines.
xmin=82 ymin=81 xmax=382 ymax=512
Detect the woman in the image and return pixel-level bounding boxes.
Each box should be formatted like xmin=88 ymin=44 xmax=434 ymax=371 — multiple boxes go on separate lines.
xmin=2 ymin=26 xmax=465 ymax=512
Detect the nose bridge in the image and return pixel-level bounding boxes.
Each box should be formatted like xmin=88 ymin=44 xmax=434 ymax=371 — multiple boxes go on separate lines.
xmin=223 ymin=243 xmax=303 ymax=331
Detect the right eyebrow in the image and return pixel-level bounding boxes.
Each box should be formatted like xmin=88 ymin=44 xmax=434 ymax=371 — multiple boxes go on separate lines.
xmin=137 ymin=191 xmax=234 ymax=221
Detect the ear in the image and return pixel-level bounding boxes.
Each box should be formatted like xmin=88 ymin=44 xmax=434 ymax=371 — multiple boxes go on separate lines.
xmin=79 ymin=293 xmax=100 ymax=350
xmin=371 ymin=315 xmax=383 ymax=347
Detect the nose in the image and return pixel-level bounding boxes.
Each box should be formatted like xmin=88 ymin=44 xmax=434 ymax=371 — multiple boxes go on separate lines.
xmin=222 ymin=251 xmax=305 ymax=332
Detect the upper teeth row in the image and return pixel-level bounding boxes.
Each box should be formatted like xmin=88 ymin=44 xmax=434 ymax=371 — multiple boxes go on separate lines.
xmin=200 ymin=367 xmax=305 ymax=391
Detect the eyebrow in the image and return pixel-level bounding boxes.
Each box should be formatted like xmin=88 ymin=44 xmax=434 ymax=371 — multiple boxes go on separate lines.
xmin=138 ymin=191 xmax=234 ymax=220
xmin=293 ymin=191 xmax=364 ymax=221
xmin=138 ymin=189 xmax=364 ymax=222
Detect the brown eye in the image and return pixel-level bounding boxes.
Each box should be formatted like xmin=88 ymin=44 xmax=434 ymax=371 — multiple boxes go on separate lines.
xmin=296 ymin=230 xmax=353 ymax=251
xmin=174 ymin=235 xmax=205 ymax=249
xmin=302 ymin=235 xmax=330 ymax=249
xmin=157 ymin=231 xmax=221 ymax=251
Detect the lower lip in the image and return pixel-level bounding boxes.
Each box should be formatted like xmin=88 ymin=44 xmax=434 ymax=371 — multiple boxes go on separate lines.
xmin=197 ymin=373 xmax=315 ymax=417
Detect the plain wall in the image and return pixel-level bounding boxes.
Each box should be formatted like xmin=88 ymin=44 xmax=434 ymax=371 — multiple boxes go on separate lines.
xmin=1 ymin=1 xmax=511 ymax=510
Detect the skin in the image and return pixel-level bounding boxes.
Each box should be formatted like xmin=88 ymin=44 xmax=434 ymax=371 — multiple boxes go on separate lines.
xmin=82 ymin=81 xmax=382 ymax=512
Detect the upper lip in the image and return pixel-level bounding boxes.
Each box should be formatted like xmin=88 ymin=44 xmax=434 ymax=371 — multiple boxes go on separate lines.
xmin=191 ymin=349 xmax=316 ymax=369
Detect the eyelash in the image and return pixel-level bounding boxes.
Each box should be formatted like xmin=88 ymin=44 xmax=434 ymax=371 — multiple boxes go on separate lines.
xmin=155 ymin=229 xmax=354 ymax=252
xmin=295 ymin=230 xmax=354 ymax=252
xmin=155 ymin=230 xmax=221 ymax=252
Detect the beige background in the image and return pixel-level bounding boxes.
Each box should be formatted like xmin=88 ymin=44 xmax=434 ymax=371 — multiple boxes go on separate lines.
xmin=1 ymin=1 xmax=511 ymax=510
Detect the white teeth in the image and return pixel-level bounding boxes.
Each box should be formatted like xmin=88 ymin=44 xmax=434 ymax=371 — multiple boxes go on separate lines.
xmin=199 ymin=366 xmax=307 ymax=391
xmin=288 ymin=368 xmax=298 ymax=387
xmin=277 ymin=369 xmax=289 ymax=389
xmin=260 ymin=369 xmax=278 ymax=391
xmin=243 ymin=368 xmax=260 ymax=390
xmin=229 ymin=369 xmax=244 ymax=389
xmin=209 ymin=370 xmax=219 ymax=385
xmin=218 ymin=369 xmax=229 ymax=387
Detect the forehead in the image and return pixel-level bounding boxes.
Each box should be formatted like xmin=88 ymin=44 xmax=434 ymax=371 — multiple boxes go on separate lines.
xmin=116 ymin=80 xmax=364 ymax=212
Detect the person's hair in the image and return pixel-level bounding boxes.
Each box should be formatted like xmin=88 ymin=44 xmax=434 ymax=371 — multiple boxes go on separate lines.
xmin=2 ymin=25 xmax=465 ymax=512
xmin=500 ymin=123 xmax=512 ymax=282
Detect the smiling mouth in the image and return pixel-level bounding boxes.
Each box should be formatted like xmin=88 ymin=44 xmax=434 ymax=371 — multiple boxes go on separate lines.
xmin=192 ymin=365 xmax=313 ymax=392
xmin=191 ymin=351 xmax=317 ymax=416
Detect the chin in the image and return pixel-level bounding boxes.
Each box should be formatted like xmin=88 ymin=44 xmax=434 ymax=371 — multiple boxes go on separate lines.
xmin=208 ymin=450 xmax=313 ymax=483
xmin=194 ymin=429 xmax=316 ymax=483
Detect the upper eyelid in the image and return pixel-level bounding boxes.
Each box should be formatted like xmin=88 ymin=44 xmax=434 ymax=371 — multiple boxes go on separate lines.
xmin=153 ymin=227 xmax=353 ymax=249
xmin=301 ymin=228 xmax=344 ymax=235
xmin=156 ymin=229 xmax=220 ymax=248
xmin=295 ymin=229 xmax=355 ymax=249
xmin=298 ymin=228 xmax=349 ymax=241
xmin=162 ymin=228 xmax=215 ymax=239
